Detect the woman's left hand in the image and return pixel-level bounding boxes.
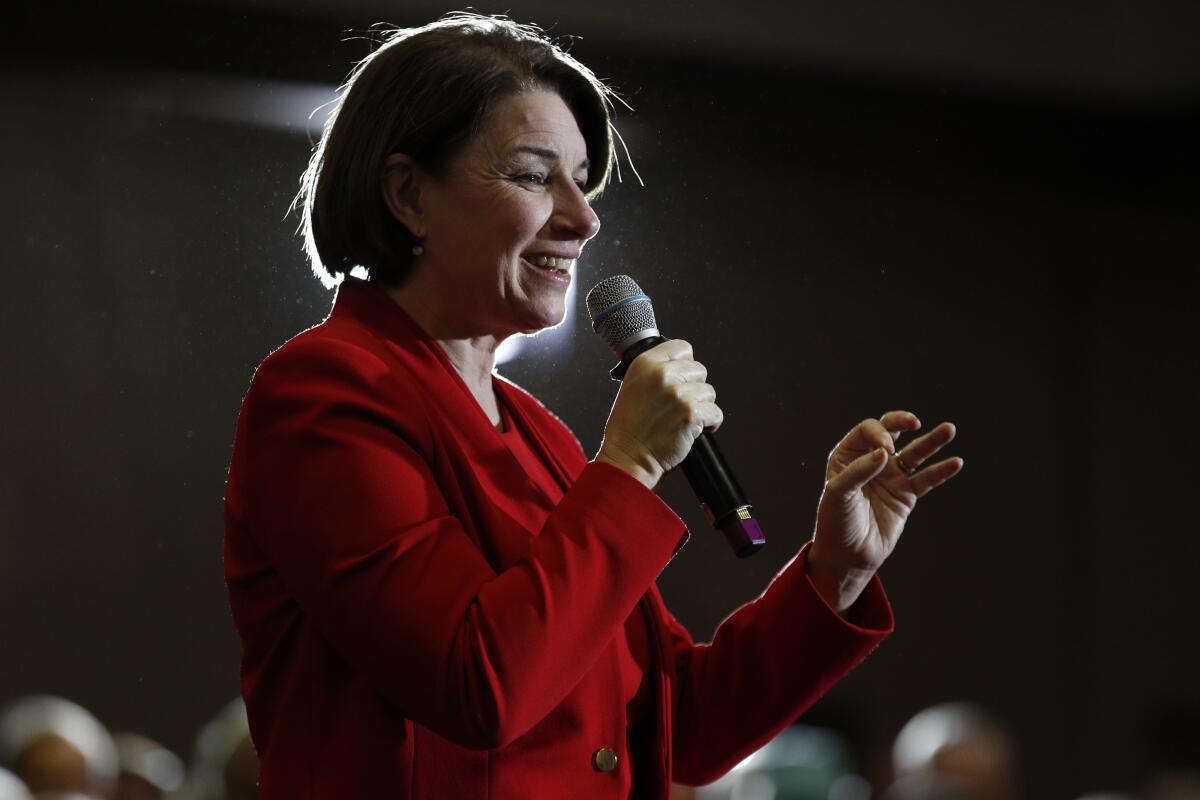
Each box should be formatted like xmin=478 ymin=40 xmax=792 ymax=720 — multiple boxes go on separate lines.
xmin=807 ymin=411 xmax=963 ymax=613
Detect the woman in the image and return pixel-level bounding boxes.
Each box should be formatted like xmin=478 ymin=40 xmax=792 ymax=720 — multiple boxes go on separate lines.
xmin=223 ymin=13 xmax=962 ymax=799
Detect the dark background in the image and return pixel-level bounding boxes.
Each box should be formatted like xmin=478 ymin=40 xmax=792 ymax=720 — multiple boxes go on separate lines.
xmin=2 ymin=1 xmax=1198 ymax=796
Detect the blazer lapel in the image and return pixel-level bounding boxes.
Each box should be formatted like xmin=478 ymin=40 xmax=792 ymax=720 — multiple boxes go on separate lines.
xmin=494 ymin=377 xmax=583 ymax=493
xmin=330 ymin=280 xmax=559 ymax=550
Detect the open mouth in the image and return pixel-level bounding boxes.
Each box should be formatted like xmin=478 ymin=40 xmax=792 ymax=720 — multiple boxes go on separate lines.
xmin=523 ymin=255 xmax=575 ymax=275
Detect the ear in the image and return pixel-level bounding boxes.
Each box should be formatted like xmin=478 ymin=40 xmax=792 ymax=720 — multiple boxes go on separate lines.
xmin=381 ymin=153 xmax=429 ymax=238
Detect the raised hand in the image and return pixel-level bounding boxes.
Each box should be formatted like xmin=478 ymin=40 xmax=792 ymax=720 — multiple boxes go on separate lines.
xmin=807 ymin=411 xmax=963 ymax=613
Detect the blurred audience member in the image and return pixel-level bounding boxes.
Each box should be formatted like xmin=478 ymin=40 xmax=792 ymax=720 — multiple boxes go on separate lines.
xmin=185 ymin=701 xmax=255 ymax=800
xmin=1144 ymin=705 xmax=1200 ymax=800
xmin=0 ymin=696 xmax=117 ymax=798
xmin=112 ymin=734 xmax=183 ymax=800
xmin=885 ymin=702 xmax=1019 ymax=800
xmin=695 ymin=725 xmax=870 ymax=800
xmin=1145 ymin=772 xmax=1200 ymax=800
xmin=0 ymin=767 xmax=33 ymax=800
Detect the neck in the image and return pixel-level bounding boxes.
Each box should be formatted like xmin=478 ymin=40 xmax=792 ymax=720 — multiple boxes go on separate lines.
xmin=436 ymin=336 xmax=500 ymax=390
xmin=382 ymin=281 xmax=505 ymax=425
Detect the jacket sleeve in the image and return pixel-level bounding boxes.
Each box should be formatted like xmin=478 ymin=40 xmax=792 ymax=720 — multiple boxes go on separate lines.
xmin=231 ymin=335 xmax=687 ymax=749
xmin=667 ymin=542 xmax=893 ymax=786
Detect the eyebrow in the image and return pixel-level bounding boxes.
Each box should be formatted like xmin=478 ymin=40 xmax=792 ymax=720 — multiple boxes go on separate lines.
xmin=511 ymin=145 xmax=590 ymax=172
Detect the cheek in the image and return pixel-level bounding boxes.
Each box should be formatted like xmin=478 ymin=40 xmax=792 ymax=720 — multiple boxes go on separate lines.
xmin=494 ymin=193 xmax=551 ymax=243
xmin=438 ymin=184 xmax=551 ymax=260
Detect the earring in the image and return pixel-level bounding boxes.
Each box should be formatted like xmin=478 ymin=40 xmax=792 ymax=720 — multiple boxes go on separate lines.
xmin=412 ymin=241 xmax=424 ymax=257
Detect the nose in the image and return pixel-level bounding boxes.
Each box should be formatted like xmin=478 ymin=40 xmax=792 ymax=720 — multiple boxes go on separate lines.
xmin=550 ymin=181 xmax=601 ymax=242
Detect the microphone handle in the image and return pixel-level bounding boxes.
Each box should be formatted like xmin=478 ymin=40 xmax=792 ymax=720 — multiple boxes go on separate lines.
xmin=680 ymin=432 xmax=764 ymax=558
xmin=610 ymin=336 xmax=766 ymax=557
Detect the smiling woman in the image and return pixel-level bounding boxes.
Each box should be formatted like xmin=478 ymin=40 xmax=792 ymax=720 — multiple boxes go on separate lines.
xmin=224 ymin=11 xmax=960 ymax=800
xmin=296 ymin=14 xmax=613 ymax=292
xmin=380 ymin=89 xmax=600 ymax=341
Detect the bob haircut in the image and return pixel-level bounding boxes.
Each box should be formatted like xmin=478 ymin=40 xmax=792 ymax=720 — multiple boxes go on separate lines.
xmin=296 ymin=13 xmax=620 ymax=289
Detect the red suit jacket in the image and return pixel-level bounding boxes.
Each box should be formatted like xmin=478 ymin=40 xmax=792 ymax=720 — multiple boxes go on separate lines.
xmin=224 ymin=278 xmax=893 ymax=798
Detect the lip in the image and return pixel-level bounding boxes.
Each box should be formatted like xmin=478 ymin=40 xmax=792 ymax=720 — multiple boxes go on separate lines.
xmin=522 ymin=250 xmax=581 ymax=260
xmin=521 ymin=257 xmax=572 ymax=286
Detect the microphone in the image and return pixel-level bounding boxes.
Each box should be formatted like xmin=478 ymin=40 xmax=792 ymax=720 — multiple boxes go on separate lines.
xmin=586 ymin=275 xmax=765 ymax=558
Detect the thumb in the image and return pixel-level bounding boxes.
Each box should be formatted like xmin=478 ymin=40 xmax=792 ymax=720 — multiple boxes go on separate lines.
xmin=827 ymin=447 xmax=889 ymax=498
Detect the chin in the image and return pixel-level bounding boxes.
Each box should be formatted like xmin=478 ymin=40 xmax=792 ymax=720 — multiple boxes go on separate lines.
xmin=517 ymin=317 xmax=564 ymax=336
xmin=513 ymin=302 xmax=567 ymax=335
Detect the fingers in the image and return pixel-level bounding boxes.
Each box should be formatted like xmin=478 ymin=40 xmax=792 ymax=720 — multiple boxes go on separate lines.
xmin=893 ymin=422 xmax=956 ymax=474
xmin=695 ymin=401 xmax=724 ymax=433
xmin=835 ymin=419 xmax=891 ymax=456
xmin=828 ymin=411 xmax=962 ymax=490
xmin=880 ymin=410 xmax=922 ymax=443
xmin=827 ymin=446 xmax=891 ymax=497
xmin=837 ymin=411 xmax=921 ymax=456
xmin=675 ymin=382 xmax=723 ymax=431
xmin=908 ymin=456 xmax=965 ymax=498
xmin=637 ymin=338 xmax=694 ymax=365
xmin=629 ymin=340 xmax=707 ymax=385
xmin=651 ymin=341 xmax=722 ymax=432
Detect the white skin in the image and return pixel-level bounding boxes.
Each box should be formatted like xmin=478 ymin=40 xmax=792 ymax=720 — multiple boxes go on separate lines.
xmin=381 ymin=89 xmax=963 ymax=614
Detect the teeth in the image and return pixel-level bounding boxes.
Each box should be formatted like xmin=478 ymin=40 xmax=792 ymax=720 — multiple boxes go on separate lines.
xmin=527 ymin=255 xmax=575 ymax=272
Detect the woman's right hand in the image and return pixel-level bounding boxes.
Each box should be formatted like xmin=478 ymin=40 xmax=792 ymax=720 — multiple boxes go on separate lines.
xmin=595 ymin=339 xmax=723 ymax=489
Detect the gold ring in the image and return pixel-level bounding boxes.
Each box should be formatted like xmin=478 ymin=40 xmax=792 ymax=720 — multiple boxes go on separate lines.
xmin=894 ymin=453 xmax=917 ymax=475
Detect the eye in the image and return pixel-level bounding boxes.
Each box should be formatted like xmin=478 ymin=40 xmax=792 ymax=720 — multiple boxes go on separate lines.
xmin=514 ymin=172 xmax=547 ymax=186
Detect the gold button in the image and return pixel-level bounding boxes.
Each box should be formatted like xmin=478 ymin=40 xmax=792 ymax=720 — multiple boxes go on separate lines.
xmin=592 ymin=746 xmax=618 ymax=773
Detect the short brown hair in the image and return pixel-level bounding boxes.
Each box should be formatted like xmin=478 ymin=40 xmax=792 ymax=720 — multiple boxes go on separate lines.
xmin=296 ymin=13 xmax=619 ymax=288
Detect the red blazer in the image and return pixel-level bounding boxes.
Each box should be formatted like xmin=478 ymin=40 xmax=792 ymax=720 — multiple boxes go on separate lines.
xmin=224 ymin=278 xmax=893 ymax=799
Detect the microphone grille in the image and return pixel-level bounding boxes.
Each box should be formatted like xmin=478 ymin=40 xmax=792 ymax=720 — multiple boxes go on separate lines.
xmin=586 ymin=275 xmax=659 ymax=354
